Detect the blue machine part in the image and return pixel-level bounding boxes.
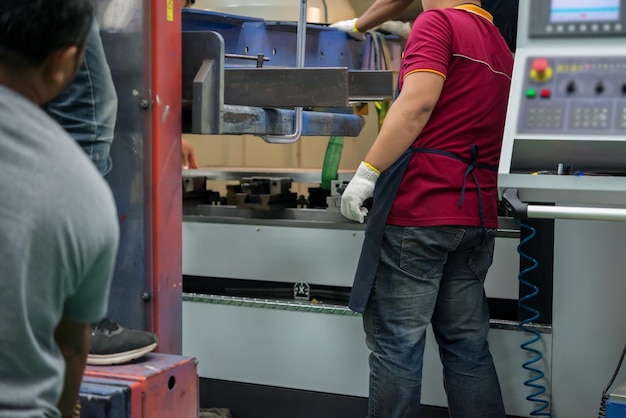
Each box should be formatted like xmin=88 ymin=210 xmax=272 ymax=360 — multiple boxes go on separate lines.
xmin=79 ymin=378 xmax=131 ymax=418
xmin=607 ymin=399 xmax=626 ymax=418
xmin=222 ymin=105 xmax=364 ymax=137
xmin=181 ymin=8 xmax=390 ymax=137
xmin=182 ymin=8 xmax=363 ymax=69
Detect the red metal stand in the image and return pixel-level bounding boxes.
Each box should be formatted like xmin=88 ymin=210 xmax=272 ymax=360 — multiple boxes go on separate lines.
xmin=83 ymin=354 xmax=198 ymax=418
xmin=148 ymin=0 xmax=183 ymax=354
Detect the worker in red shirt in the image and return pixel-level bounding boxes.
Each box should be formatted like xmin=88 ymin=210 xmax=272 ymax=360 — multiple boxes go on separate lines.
xmin=340 ymin=1 xmax=514 ymax=417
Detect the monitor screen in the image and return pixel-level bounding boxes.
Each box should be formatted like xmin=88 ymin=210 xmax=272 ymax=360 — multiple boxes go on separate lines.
xmin=550 ymin=0 xmax=620 ymax=23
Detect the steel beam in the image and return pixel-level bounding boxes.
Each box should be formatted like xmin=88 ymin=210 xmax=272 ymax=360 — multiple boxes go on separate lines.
xmin=224 ymin=68 xmax=349 ymax=108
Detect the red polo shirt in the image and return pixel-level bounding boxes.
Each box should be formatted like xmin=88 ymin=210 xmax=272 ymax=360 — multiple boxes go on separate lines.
xmin=387 ymin=4 xmax=514 ymax=228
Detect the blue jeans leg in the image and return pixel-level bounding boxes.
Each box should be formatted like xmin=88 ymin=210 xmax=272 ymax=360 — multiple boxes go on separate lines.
xmin=432 ymin=227 xmax=505 ymax=418
xmin=363 ymin=225 xmax=505 ymax=418
xmin=44 ymin=19 xmax=118 ymax=176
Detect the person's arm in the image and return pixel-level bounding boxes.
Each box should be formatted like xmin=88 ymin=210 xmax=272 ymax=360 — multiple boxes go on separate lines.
xmin=356 ymin=0 xmax=415 ymax=32
xmin=182 ymin=138 xmax=198 ymax=169
xmin=340 ymin=71 xmax=444 ymax=222
xmin=362 ymin=71 xmax=443 ymax=172
xmin=340 ymin=9 xmax=453 ymax=223
xmin=330 ymin=0 xmax=414 ymax=39
xmin=55 ymin=318 xmax=91 ymax=418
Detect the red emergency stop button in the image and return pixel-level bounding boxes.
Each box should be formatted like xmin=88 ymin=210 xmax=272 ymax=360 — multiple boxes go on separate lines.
xmin=530 ymin=58 xmax=553 ymax=82
xmin=532 ymin=58 xmax=549 ymax=73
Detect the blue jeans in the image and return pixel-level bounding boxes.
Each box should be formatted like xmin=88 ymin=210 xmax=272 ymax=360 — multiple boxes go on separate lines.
xmin=44 ymin=19 xmax=118 ymax=176
xmin=363 ymin=225 xmax=505 ymax=418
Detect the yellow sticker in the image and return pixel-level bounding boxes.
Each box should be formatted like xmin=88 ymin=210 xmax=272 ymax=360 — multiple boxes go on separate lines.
xmin=166 ymin=0 xmax=174 ymax=22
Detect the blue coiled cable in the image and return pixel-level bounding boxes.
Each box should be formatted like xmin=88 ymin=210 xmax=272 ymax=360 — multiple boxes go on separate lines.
xmin=515 ymin=219 xmax=553 ymax=417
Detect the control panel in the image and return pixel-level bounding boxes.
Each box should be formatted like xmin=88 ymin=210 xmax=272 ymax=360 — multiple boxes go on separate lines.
xmin=499 ymin=0 xmax=626 ymax=200
xmin=529 ymin=0 xmax=626 ymax=38
xmin=518 ymin=56 xmax=626 ymax=135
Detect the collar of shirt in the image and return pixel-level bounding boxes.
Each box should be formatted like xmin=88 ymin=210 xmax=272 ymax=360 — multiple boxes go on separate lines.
xmin=453 ymin=3 xmax=494 ymax=23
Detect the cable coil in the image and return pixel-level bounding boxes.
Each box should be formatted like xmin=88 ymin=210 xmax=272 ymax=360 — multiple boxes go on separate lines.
xmin=515 ymin=219 xmax=553 ymax=417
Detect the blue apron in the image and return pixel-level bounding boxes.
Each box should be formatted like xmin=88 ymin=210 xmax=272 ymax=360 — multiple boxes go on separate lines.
xmin=348 ymin=144 xmax=497 ymax=313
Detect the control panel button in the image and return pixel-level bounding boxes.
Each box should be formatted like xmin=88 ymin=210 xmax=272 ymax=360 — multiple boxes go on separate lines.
xmin=532 ymin=58 xmax=549 ymax=73
xmin=566 ymin=81 xmax=576 ymax=94
xmin=530 ymin=58 xmax=553 ymax=82
xmin=622 ymin=83 xmax=626 ymax=95
xmin=540 ymin=89 xmax=551 ymax=98
xmin=595 ymin=82 xmax=605 ymax=94
xmin=526 ymin=89 xmax=537 ymax=98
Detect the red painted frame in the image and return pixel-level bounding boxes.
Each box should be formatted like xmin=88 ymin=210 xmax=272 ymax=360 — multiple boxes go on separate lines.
xmin=148 ymin=0 xmax=183 ymax=354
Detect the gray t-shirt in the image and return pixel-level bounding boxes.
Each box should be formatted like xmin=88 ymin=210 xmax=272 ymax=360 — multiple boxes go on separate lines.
xmin=0 ymin=86 xmax=119 ymax=417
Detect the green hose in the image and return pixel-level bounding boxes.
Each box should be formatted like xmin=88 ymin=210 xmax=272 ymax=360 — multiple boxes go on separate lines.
xmin=321 ymin=136 xmax=344 ymax=191
xmin=375 ymin=101 xmax=390 ymax=131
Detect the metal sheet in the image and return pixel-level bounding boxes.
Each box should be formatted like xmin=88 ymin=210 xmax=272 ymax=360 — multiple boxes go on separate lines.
xmin=348 ymin=70 xmax=394 ymax=101
xmin=223 ymin=68 xmax=394 ymax=106
xmin=224 ymin=68 xmax=349 ymax=107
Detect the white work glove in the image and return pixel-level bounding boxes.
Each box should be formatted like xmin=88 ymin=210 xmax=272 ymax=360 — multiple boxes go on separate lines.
xmin=341 ymin=162 xmax=380 ymax=223
xmin=330 ymin=18 xmax=366 ymax=41
xmin=377 ymin=20 xmax=412 ymax=39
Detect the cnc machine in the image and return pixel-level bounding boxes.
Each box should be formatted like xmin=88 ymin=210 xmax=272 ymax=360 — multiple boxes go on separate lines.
xmin=500 ymin=1 xmax=626 ymax=417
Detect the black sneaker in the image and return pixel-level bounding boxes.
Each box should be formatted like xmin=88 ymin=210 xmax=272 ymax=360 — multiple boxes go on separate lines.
xmin=88 ymin=318 xmax=158 ymax=366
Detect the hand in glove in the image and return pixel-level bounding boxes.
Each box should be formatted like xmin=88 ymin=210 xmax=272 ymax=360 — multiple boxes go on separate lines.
xmin=377 ymin=20 xmax=412 ymax=39
xmin=330 ymin=18 xmax=365 ymax=41
xmin=341 ymin=162 xmax=380 ymax=223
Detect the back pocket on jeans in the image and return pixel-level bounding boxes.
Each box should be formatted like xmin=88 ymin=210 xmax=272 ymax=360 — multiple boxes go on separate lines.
xmin=399 ymin=227 xmax=456 ymax=279
xmin=467 ymin=230 xmax=496 ymax=282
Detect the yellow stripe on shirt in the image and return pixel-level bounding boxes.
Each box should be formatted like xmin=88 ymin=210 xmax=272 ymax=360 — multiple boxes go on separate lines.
xmin=403 ymin=68 xmax=447 ymax=81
